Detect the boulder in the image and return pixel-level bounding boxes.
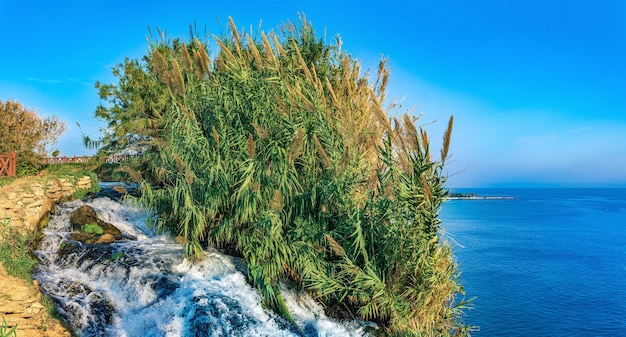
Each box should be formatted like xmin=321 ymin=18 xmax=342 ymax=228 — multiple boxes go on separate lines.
xmin=69 ymin=205 xmax=122 ymax=244
xmin=96 ymin=233 xmax=115 ymax=244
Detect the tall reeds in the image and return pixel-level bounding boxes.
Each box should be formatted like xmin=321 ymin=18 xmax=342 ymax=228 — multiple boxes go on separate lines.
xmin=96 ymin=16 xmax=469 ymax=336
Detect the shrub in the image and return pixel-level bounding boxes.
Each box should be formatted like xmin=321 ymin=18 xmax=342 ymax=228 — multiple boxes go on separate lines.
xmin=0 ymin=100 xmax=66 ymax=175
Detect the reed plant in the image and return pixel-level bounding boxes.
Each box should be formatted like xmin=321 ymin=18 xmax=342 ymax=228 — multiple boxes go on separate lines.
xmin=96 ymin=15 xmax=469 ymax=336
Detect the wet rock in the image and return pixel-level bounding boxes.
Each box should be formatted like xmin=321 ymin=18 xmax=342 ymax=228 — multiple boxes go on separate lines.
xmin=69 ymin=205 xmax=122 ymax=244
xmin=86 ymin=183 xmax=140 ymax=201
xmin=96 ymin=233 xmax=115 ymax=244
xmin=112 ymin=185 xmax=127 ymax=194
xmin=62 ymin=291 xmax=114 ymax=335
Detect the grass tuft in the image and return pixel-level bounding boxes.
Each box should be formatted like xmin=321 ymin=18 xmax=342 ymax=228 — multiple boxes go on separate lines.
xmin=0 ymin=218 xmax=38 ymax=282
xmin=0 ymin=316 xmax=17 ymax=337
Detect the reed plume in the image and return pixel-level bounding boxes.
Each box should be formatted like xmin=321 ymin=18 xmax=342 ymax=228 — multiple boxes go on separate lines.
xmin=251 ymin=123 xmax=269 ymax=139
xmin=228 ymin=16 xmax=243 ymax=58
xmin=441 ymin=115 xmax=454 ymax=165
xmin=261 ymin=32 xmax=276 ymax=63
xmin=288 ymin=128 xmax=305 ymax=162
xmin=180 ymin=42 xmax=193 ymax=72
xmin=170 ymin=59 xmax=185 ymax=97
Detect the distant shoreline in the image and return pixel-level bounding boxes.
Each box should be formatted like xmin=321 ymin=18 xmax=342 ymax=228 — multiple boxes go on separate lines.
xmin=445 ymin=195 xmax=515 ymax=200
xmin=446 ymin=192 xmax=515 ymax=200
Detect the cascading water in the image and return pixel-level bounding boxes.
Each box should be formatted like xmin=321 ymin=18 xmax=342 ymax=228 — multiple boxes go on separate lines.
xmin=34 ymin=184 xmax=371 ymax=337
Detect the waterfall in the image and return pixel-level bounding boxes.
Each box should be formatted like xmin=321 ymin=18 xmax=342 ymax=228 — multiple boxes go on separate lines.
xmin=33 ymin=184 xmax=371 ymax=337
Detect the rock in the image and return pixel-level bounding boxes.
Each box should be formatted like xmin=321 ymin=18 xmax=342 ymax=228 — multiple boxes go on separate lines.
xmin=70 ymin=231 xmax=98 ymax=244
xmin=70 ymin=205 xmax=122 ymax=239
xmin=32 ymin=186 xmax=45 ymax=197
xmin=21 ymin=195 xmax=35 ymax=203
xmin=76 ymin=176 xmax=92 ymax=189
xmin=96 ymin=233 xmax=115 ymax=244
xmin=0 ymin=264 xmax=70 ymax=337
xmin=69 ymin=205 xmax=123 ymax=244
xmin=112 ymin=185 xmax=128 ymax=194
xmin=30 ymin=302 xmax=44 ymax=309
xmin=57 ymin=241 xmax=81 ymax=260
xmin=0 ymin=200 xmax=14 ymax=209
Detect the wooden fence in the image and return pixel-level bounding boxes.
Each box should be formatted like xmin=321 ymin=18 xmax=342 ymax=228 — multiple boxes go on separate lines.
xmin=104 ymin=154 xmax=142 ymax=164
xmin=46 ymin=156 xmax=91 ymax=164
xmin=0 ymin=153 xmax=141 ymax=177
xmin=46 ymin=154 xmax=142 ymax=165
xmin=0 ymin=152 xmax=17 ymax=177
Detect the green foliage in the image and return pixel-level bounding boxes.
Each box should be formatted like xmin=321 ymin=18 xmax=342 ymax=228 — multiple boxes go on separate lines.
xmin=95 ymin=16 xmax=468 ymax=335
xmin=44 ymin=162 xmax=86 ymax=176
xmin=71 ymin=189 xmax=90 ymax=201
xmin=40 ymin=294 xmax=63 ymax=322
xmin=111 ymin=252 xmax=123 ymax=260
xmin=0 ymin=218 xmax=39 ymax=282
xmin=0 ymin=316 xmax=17 ymax=337
xmin=82 ymin=223 xmax=104 ymax=235
xmin=0 ymin=177 xmax=17 ymax=188
xmin=83 ymin=171 xmax=101 ymax=195
xmin=17 ymin=159 xmax=41 ymax=176
xmin=70 ymin=186 xmax=94 ymax=201
xmin=93 ymin=163 xmax=126 ymax=182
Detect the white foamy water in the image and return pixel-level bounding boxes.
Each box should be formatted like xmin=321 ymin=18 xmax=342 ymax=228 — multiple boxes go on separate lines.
xmin=34 ymin=188 xmax=371 ymax=337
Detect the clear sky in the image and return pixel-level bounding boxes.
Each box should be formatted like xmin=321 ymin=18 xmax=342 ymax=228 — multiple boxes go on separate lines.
xmin=1 ymin=0 xmax=624 ymax=187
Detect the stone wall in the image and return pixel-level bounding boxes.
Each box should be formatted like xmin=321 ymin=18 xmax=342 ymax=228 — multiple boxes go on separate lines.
xmin=0 ymin=176 xmax=92 ymax=232
xmin=0 ymin=265 xmax=70 ymax=337
xmin=0 ymin=175 xmax=92 ymax=337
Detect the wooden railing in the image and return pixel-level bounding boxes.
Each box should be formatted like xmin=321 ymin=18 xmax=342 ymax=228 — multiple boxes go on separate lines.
xmin=1 ymin=153 xmax=141 ymax=177
xmin=46 ymin=156 xmax=91 ymax=164
xmin=0 ymin=152 xmax=17 ymax=177
xmin=46 ymin=154 xmax=142 ymax=165
xmin=104 ymin=154 xmax=142 ymax=164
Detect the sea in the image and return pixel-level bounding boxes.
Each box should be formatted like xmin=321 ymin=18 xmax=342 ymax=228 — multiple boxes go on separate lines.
xmin=440 ymin=188 xmax=626 ymax=337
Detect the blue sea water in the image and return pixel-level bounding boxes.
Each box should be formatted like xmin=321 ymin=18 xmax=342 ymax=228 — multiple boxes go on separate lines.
xmin=440 ymin=188 xmax=626 ymax=336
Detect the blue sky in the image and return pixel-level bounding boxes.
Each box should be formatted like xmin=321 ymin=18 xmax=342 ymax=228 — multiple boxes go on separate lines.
xmin=1 ymin=0 xmax=624 ymax=187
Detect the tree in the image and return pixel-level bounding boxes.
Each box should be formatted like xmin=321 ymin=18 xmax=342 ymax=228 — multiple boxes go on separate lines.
xmin=95 ymin=16 xmax=469 ymax=336
xmin=0 ymin=100 xmax=66 ymax=175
